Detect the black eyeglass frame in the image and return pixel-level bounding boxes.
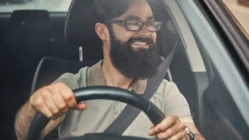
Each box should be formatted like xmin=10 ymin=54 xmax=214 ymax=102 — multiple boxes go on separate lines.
xmin=104 ymin=20 xmax=162 ymax=32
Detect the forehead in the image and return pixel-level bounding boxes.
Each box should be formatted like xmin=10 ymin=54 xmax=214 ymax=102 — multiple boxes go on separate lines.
xmin=115 ymin=0 xmax=154 ymax=20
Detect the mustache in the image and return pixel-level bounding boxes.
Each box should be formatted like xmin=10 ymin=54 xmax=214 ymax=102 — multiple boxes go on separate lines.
xmin=128 ymin=36 xmax=154 ymax=45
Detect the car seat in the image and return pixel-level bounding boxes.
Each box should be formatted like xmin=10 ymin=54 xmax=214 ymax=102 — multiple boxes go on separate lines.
xmin=0 ymin=10 xmax=54 ymax=140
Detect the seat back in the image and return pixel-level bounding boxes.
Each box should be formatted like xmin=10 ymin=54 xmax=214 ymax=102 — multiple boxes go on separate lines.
xmin=2 ymin=10 xmax=54 ymax=93
xmin=31 ymin=57 xmax=96 ymax=93
xmin=0 ymin=10 xmax=54 ymax=140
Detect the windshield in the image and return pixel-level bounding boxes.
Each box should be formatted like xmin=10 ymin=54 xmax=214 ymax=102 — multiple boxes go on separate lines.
xmin=0 ymin=0 xmax=71 ymax=12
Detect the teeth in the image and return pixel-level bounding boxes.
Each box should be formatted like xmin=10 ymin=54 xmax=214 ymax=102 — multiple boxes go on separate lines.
xmin=133 ymin=41 xmax=146 ymax=45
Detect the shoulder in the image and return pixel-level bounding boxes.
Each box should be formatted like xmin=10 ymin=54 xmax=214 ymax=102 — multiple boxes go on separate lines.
xmin=154 ymin=80 xmax=192 ymax=119
xmin=156 ymin=79 xmax=179 ymax=97
xmin=53 ymin=67 xmax=89 ymax=89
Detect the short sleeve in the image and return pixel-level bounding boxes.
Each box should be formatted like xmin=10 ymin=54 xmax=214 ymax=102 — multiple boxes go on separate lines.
xmin=52 ymin=67 xmax=89 ymax=90
xmin=163 ymin=81 xmax=193 ymax=123
xmin=52 ymin=73 xmax=79 ymax=89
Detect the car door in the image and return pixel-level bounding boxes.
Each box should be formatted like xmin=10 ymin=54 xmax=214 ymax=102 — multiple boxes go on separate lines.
xmin=173 ymin=0 xmax=249 ymax=139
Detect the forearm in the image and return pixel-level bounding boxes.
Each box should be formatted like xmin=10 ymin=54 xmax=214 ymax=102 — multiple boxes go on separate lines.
xmin=14 ymin=101 xmax=37 ymax=140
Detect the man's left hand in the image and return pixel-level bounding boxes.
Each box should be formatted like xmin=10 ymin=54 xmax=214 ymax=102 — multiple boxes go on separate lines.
xmin=148 ymin=116 xmax=189 ymax=140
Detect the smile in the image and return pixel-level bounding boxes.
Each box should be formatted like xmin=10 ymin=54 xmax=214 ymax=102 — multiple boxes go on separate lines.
xmin=131 ymin=41 xmax=149 ymax=49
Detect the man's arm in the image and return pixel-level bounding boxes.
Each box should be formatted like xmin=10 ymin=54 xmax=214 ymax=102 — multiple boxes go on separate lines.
xmin=14 ymin=100 xmax=61 ymax=140
xmin=149 ymin=116 xmax=205 ymax=140
xmin=14 ymin=83 xmax=86 ymax=140
xmin=148 ymin=81 xmax=205 ymax=140
xmin=15 ymin=101 xmax=37 ymax=140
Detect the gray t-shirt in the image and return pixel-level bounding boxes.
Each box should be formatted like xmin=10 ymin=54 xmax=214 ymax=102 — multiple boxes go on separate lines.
xmin=53 ymin=61 xmax=193 ymax=139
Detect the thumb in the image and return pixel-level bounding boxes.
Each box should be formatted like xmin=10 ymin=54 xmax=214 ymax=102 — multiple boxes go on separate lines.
xmin=148 ymin=126 xmax=156 ymax=136
xmin=75 ymin=103 xmax=87 ymax=110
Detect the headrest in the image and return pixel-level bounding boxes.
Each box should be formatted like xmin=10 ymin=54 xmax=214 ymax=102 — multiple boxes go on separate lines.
xmin=64 ymin=0 xmax=177 ymax=58
xmin=8 ymin=10 xmax=52 ymax=37
xmin=10 ymin=10 xmax=50 ymax=25
xmin=65 ymin=0 xmax=99 ymax=46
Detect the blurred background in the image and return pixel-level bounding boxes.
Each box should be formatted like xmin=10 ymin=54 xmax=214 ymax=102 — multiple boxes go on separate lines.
xmin=222 ymin=0 xmax=249 ymax=38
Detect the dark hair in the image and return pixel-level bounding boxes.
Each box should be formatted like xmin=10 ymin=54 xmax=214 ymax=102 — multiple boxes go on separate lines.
xmin=94 ymin=0 xmax=131 ymax=23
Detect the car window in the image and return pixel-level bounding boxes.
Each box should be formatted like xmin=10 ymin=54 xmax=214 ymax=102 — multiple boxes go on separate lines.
xmin=221 ymin=0 xmax=249 ymax=39
xmin=0 ymin=0 xmax=71 ymax=13
xmin=174 ymin=0 xmax=249 ymax=139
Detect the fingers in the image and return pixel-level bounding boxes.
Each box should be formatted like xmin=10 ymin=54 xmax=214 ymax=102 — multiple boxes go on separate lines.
xmin=76 ymin=103 xmax=87 ymax=110
xmin=52 ymin=83 xmax=76 ymax=109
xmin=149 ymin=116 xmax=177 ymax=136
xmin=156 ymin=116 xmax=179 ymax=132
xmin=41 ymin=89 xmax=60 ymax=119
xmin=30 ymin=82 xmax=87 ymax=120
xmin=31 ymin=93 xmax=53 ymax=119
xmin=155 ymin=129 xmax=188 ymax=140
xmin=149 ymin=116 xmax=187 ymax=140
xmin=148 ymin=126 xmax=155 ymax=135
xmin=156 ymin=125 xmax=178 ymax=140
xmin=167 ymin=131 xmax=188 ymax=140
xmin=48 ymin=86 xmax=69 ymax=114
xmin=54 ymin=83 xmax=87 ymax=110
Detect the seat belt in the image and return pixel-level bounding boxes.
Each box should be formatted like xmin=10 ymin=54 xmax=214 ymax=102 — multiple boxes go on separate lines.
xmin=104 ymin=41 xmax=177 ymax=134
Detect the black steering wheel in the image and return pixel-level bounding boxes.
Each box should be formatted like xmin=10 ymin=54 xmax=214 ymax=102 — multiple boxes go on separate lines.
xmin=27 ymin=86 xmax=165 ymax=140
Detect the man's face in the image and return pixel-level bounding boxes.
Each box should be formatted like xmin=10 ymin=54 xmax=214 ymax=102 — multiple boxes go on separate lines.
xmin=110 ymin=0 xmax=157 ymax=49
xmin=107 ymin=0 xmax=161 ymax=80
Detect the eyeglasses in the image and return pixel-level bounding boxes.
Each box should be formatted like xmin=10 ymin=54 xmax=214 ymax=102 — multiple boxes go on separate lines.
xmin=104 ymin=20 xmax=162 ymax=32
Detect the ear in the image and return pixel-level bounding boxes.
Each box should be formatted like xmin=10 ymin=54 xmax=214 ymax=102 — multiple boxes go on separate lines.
xmin=95 ymin=23 xmax=109 ymax=41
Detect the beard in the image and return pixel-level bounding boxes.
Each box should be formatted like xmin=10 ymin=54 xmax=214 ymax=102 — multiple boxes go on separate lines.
xmin=109 ymin=27 xmax=161 ymax=80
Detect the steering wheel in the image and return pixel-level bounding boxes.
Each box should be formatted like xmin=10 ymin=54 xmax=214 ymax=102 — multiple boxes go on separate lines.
xmin=27 ymin=86 xmax=165 ymax=140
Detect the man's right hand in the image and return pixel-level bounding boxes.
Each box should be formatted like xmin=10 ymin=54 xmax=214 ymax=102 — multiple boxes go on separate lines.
xmin=29 ymin=82 xmax=87 ymax=120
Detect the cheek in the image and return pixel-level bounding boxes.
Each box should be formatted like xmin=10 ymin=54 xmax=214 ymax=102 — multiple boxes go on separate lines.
xmin=152 ymin=32 xmax=157 ymax=43
xmin=117 ymin=31 xmax=134 ymax=42
xmin=112 ymin=24 xmax=134 ymax=42
xmin=124 ymin=32 xmax=134 ymax=41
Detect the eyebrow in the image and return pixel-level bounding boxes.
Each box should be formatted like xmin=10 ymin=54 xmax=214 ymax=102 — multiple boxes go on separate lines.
xmin=147 ymin=16 xmax=155 ymax=20
xmin=124 ymin=15 xmax=155 ymax=21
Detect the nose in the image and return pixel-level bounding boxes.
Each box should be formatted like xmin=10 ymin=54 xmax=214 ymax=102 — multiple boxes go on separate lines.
xmin=138 ymin=24 xmax=150 ymax=36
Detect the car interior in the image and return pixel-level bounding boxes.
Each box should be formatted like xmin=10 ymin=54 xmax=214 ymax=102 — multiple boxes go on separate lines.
xmin=0 ymin=0 xmax=204 ymax=139
xmin=0 ymin=0 xmax=249 ymax=140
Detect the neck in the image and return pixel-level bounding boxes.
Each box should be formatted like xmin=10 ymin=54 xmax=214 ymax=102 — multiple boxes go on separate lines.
xmin=102 ymin=43 xmax=133 ymax=90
